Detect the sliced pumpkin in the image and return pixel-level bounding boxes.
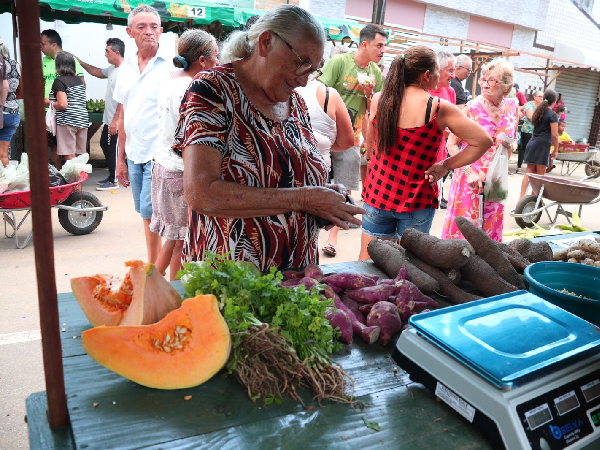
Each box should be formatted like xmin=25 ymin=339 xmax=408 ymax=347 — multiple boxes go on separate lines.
xmin=71 ymin=260 xmax=182 ymax=327
xmin=82 ymin=295 xmax=231 ymax=389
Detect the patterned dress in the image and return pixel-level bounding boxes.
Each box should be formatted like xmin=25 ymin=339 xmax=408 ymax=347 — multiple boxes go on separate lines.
xmin=173 ymin=65 xmax=328 ymax=272
xmin=441 ymin=96 xmax=519 ymax=242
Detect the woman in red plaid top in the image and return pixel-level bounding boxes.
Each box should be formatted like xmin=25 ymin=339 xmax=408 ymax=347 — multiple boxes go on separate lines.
xmin=358 ymin=46 xmax=492 ymax=259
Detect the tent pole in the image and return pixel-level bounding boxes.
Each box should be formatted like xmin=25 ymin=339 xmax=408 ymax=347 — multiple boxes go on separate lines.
xmin=16 ymin=0 xmax=68 ymax=429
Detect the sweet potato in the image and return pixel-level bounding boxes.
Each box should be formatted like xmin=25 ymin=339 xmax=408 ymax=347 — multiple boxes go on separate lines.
xmin=455 ymin=216 xmax=524 ymax=289
xmin=283 ymin=270 xmax=304 ymax=280
xmin=333 ymin=296 xmax=380 ymax=344
xmin=400 ymin=228 xmax=473 ymax=269
xmin=304 ymin=264 xmax=324 ymax=281
xmin=345 ymin=284 xmax=397 ymax=304
xmin=297 ymin=277 xmax=321 ymax=292
xmin=280 ymin=278 xmax=301 ymax=288
xmin=395 ymin=298 xmax=431 ymax=323
xmin=341 ymin=295 xmax=366 ymax=325
xmin=406 ymin=252 xmax=482 ymax=304
xmin=395 ymin=280 xmax=438 ymax=308
xmin=325 ymin=308 xmax=353 ymax=344
xmin=323 ymin=272 xmax=377 ymax=290
xmin=367 ymin=239 xmax=440 ymax=293
xmin=367 ymin=301 xmax=402 ymax=345
xmin=460 ymin=254 xmax=519 ymax=297
xmin=358 ymin=303 xmax=373 ymax=315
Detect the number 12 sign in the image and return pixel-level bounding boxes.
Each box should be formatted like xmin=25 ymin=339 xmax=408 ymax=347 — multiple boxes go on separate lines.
xmin=187 ymin=6 xmax=206 ymax=18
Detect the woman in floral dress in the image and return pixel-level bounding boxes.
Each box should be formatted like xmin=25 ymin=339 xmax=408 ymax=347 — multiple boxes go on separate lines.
xmin=441 ymin=59 xmax=519 ymax=242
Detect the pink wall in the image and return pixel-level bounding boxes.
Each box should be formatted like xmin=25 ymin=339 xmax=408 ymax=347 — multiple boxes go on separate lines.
xmin=467 ymin=16 xmax=514 ymax=48
xmin=345 ymin=0 xmax=426 ymax=30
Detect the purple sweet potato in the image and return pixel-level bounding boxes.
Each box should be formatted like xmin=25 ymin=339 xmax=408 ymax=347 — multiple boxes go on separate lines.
xmin=395 ymin=298 xmax=431 ymax=323
xmin=358 ymin=303 xmax=373 ymax=315
xmin=323 ymin=272 xmax=377 ymax=290
xmin=341 ymin=296 xmax=366 ymax=325
xmin=283 ymin=270 xmax=304 ymax=280
xmin=304 ymin=264 xmax=324 ymax=282
xmin=396 ymin=264 xmax=409 ymax=281
xmin=364 ymin=274 xmax=381 ymax=283
xmin=367 ymin=301 xmax=402 ymax=345
xmin=280 ymin=278 xmax=301 ymax=288
xmin=377 ymin=279 xmax=396 ymax=286
xmin=345 ymin=284 xmax=397 ymax=304
xmin=395 ymin=280 xmax=438 ymax=308
xmin=297 ymin=277 xmax=320 ymax=292
xmin=334 ymin=296 xmax=380 ymax=344
xmin=325 ymin=308 xmax=353 ymax=344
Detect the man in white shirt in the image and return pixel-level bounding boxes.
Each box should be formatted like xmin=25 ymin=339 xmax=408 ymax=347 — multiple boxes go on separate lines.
xmin=113 ymin=5 xmax=170 ymax=264
xmin=76 ymin=38 xmax=125 ymax=190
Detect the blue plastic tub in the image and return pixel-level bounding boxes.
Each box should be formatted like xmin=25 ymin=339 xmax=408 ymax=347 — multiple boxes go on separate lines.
xmin=524 ymin=261 xmax=600 ymax=326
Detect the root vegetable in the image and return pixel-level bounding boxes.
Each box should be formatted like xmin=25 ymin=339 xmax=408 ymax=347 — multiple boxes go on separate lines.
xmin=367 ymin=239 xmax=440 ymax=293
xmin=280 ymin=278 xmax=301 ymax=288
xmin=456 ymin=216 xmax=524 ymax=289
xmin=553 ymin=249 xmax=569 ymax=261
xmin=323 ymin=273 xmax=377 ymax=290
xmin=297 ymin=277 xmax=320 ymax=292
xmin=325 ymin=308 xmax=353 ymax=344
xmin=443 ymin=269 xmax=462 ymax=285
xmin=345 ymin=284 xmax=397 ymax=304
xmin=341 ymin=296 xmax=366 ymax=325
xmin=367 ymin=301 xmax=402 ymax=345
xmin=395 ymin=280 xmax=438 ymax=308
xmin=400 ymin=228 xmax=473 ymax=269
xmin=509 ymin=238 xmax=531 ymax=256
xmin=578 ymin=239 xmax=600 ymax=255
xmin=582 ymin=258 xmax=596 ymax=266
xmin=358 ymin=304 xmax=373 ymax=315
xmin=304 ymin=264 xmax=324 ymax=281
xmin=567 ymin=249 xmax=600 ymax=261
xmin=567 ymin=258 xmax=580 ymax=263
xmin=498 ymin=242 xmax=531 ymax=272
xmin=406 ymin=252 xmax=482 ymax=304
xmin=395 ymin=298 xmax=431 ymax=323
xmin=460 ymin=255 xmax=519 ymax=297
xmin=333 ymin=296 xmax=380 ymax=344
xmin=525 ymin=241 xmax=553 ymax=263
xmin=283 ymin=270 xmax=304 ymax=280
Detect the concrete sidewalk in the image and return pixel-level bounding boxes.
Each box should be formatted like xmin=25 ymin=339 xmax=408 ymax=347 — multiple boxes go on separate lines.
xmin=1 ymin=144 xmax=599 ymax=449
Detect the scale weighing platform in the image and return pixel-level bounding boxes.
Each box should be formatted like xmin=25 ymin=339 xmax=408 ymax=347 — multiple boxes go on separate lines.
xmin=392 ymin=291 xmax=600 ymax=450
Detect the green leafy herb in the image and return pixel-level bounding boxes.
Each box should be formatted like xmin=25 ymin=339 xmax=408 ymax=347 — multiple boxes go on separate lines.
xmin=362 ymin=417 xmax=380 ymax=432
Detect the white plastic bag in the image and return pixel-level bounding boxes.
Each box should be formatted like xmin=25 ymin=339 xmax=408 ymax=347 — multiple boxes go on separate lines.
xmin=46 ymin=102 xmax=57 ymax=136
xmin=60 ymin=153 xmax=92 ymax=184
xmin=0 ymin=154 xmax=30 ymax=194
xmin=483 ymin=145 xmax=509 ymax=204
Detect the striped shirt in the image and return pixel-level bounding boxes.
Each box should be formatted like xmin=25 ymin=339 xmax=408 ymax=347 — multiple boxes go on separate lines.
xmin=50 ymin=75 xmax=88 ymax=129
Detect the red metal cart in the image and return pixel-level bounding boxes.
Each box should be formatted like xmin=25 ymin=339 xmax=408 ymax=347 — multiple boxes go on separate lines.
xmin=0 ymin=172 xmax=107 ymax=248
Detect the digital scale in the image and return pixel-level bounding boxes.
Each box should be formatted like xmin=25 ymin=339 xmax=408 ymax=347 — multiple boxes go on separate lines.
xmin=392 ymin=291 xmax=600 ymax=450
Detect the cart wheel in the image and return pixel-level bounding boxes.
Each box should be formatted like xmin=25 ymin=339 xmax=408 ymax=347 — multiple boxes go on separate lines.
xmin=585 ymin=160 xmax=600 ymax=178
xmin=514 ymin=194 xmax=543 ymax=229
xmin=58 ymin=191 xmax=103 ymax=235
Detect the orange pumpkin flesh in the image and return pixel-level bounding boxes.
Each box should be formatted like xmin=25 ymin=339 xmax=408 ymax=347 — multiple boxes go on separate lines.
xmin=71 ymin=260 xmax=182 ymax=327
xmin=82 ymin=295 xmax=231 ymax=389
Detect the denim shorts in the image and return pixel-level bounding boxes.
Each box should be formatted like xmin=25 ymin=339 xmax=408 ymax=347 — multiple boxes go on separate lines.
xmin=361 ymin=203 xmax=435 ymax=239
xmin=0 ymin=113 xmax=20 ymax=142
xmin=127 ymin=159 xmax=153 ymax=220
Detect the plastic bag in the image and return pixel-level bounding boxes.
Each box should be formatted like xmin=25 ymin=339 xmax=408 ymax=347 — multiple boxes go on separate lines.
xmin=484 ymin=145 xmax=509 ymax=204
xmin=49 ymin=163 xmax=67 ymax=187
xmin=46 ymin=102 xmax=57 ymax=136
xmin=0 ymin=154 xmax=30 ymax=194
xmin=60 ymin=153 xmax=92 ymax=184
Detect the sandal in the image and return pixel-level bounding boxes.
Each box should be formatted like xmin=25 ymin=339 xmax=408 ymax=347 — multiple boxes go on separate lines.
xmin=516 ymin=168 xmax=522 ymax=174
xmin=322 ymin=243 xmax=337 ymax=257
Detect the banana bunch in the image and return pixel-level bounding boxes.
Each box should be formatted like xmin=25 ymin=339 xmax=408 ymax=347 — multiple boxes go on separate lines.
xmin=86 ymin=99 xmax=105 ymax=113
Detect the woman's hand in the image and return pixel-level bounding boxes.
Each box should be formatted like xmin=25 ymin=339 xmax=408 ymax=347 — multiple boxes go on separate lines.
xmin=424 ymin=161 xmax=450 ymax=185
xmin=304 ymin=186 xmax=365 ymax=229
xmin=466 ymin=169 xmax=483 ymax=194
xmin=44 ymin=98 xmax=52 ymax=107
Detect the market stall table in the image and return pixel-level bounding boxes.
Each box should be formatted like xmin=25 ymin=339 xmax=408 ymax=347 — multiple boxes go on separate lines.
xmin=26 ymin=261 xmax=493 ymax=450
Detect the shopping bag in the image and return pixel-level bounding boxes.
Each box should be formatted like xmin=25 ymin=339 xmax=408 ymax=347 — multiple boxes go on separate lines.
xmin=483 ymin=145 xmax=509 ymax=204
xmin=45 ymin=103 xmax=57 ymax=136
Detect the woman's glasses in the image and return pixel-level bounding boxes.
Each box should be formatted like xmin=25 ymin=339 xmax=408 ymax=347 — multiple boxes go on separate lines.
xmin=478 ymin=78 xmax=500 ymax=87
xmin=272 ymin=32 xmax=324 ymax=76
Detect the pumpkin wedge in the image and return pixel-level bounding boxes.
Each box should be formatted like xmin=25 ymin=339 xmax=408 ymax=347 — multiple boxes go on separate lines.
xmin=71 ymin=260 xmax=182 ymax=326
xmin=82 ymin=295 xmax=231 ymax=389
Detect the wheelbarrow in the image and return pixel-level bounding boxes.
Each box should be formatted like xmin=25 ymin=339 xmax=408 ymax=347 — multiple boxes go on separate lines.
xmin=0 ymin=172 xmax=108 ymax=248
xmin=555 ymin=145 xmax=600 ymax=178
xmin=509 ymin=173 xmax=600 ymax=229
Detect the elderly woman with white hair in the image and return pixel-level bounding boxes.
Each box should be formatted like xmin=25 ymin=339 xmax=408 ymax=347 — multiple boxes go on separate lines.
xmin=173 ymin=5 xmax=364 ymax=271
xmin=442 ymin=58 xmax=519 ymax=242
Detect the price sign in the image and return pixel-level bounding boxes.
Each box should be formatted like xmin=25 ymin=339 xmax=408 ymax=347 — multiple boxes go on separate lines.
xmin=187 ymin=6 xmax=206 ymax=18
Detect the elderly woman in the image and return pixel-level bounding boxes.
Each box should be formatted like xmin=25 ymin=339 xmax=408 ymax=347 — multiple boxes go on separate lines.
xmin=151 ymin=29 xmax=219 ymax=281
xmin=441 ymin=59 xmax=519 ymax=242
xmin=357 ymin=46 xmax=493 ymax=260
xmin=173 ymin=5 xmax=363 ymax=271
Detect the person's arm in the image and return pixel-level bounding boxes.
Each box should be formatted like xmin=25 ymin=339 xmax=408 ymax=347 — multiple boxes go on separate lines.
xmin=328 ymin=88 xmax=354 ymax=152
xmin=116 ymin=102 xmax=129 ymax=187
xmin=53 ymin=91 xmax=69 ymax=110
xmin=364 ymin=92 xmax=380 ymax=161
xmin=182 ymin=144 xmax=364 ymax=228
xmin=550 ymin=122 xmax=559 ymax=160
xmin=109 ymin=103 xmax=122 ymax=135
xmin=525 ymin=104 xmax=535 ymax=121
xmin=75 ymin=57 xmax=107 ymax=79
xmin=425 ymin=100 xmax=493 ymax=185
xmin=0 ymin=79 xmax=7 ymax=107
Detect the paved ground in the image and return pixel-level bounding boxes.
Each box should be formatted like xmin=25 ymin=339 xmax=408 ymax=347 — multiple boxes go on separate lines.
xmin=1 ymin=136 xmax=599 ymax=448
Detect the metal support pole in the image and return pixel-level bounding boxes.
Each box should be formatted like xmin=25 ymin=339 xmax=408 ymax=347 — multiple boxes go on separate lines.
xmin=16 ymin=0 xmax=68 ymax=428
xmin=372 ymin=0 xmax=386 ymax=25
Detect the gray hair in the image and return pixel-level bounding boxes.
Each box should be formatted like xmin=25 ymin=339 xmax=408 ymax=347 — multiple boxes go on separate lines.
xmin=455 ymin=54 xmax=471 ymax=68
xmin=173 ymin=30 xmax=217 ymax=69
xmin=127 ymin=5 xmax=160 ymax=27
xmin=437 ymin=51 xmax=456 ymax=70
xmin=481 ymin=58 xmax=514 ymax=95
xmin=55 ymin=51 xmax=76 ymax=76
xmin=221 ymin=5 xmax=326 ymax=64
xmin=0 ymin=43 xmax=9 ymax=60
xmin=330 ymin=45 xmax=351 ymax=59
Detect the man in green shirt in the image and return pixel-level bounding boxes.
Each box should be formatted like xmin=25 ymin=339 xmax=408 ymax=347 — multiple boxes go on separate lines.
xmin=41 ymin=29 xmax=85 ymax=167
xmin=318 ymin=24 xmax=386 ymax=257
